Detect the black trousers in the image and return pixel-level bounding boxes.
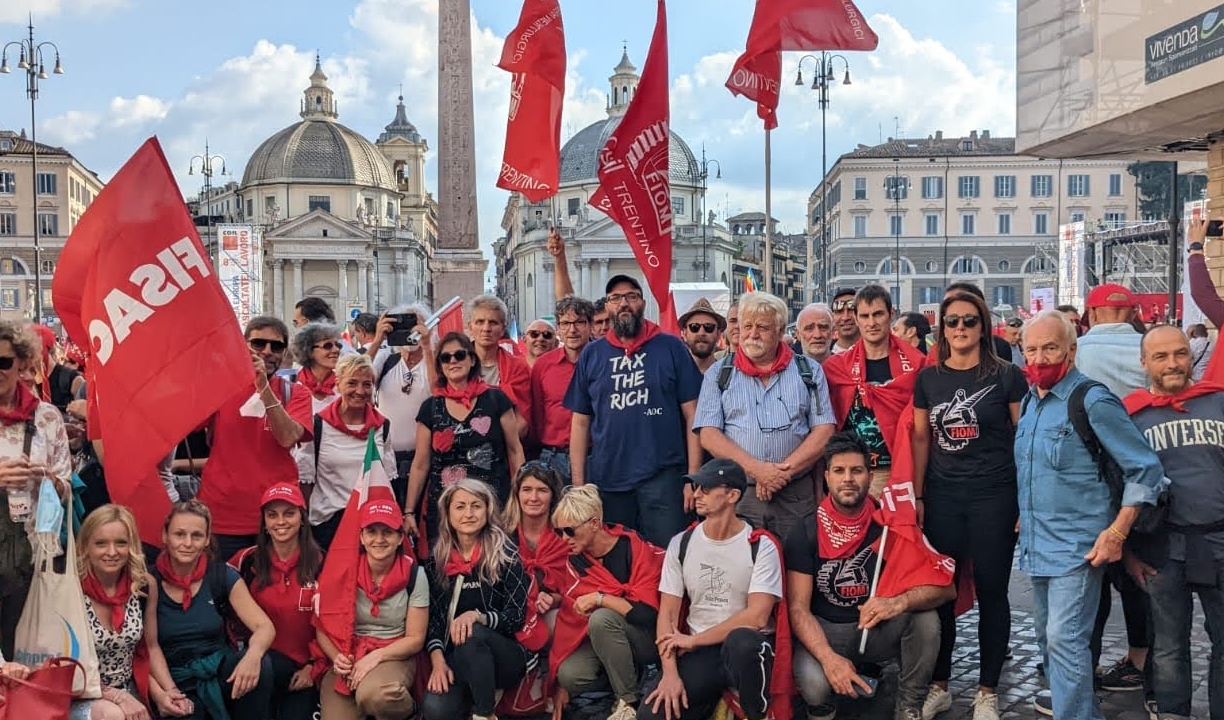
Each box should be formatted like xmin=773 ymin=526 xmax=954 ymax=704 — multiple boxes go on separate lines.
xmin=311 ymin=510 xmax=345 ymax=553
xmin=265 ymin=649 xmax=318 ymax=720
xmin=0 ymin=567 xmax=30 ymax=660
xmin=1090 ymin=561 xmax=1152 ymax=665
xmin=421 ymin=625 xmax=528 ymax=719
xmin=638 ymin=628 xmax=775 ymax=720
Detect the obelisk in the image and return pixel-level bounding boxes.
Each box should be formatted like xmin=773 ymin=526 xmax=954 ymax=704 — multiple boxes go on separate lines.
xmin=434 ymin=0 xmax=489 ymax=307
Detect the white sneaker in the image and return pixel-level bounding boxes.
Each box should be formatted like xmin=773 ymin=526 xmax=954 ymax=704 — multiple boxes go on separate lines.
xmin=921 ymin=684 xmax=952 ymax=720
xmin=608 ymin=699 xmax=637 ymax=720
xmin=971 ymin=691 xmax=999 ymax=720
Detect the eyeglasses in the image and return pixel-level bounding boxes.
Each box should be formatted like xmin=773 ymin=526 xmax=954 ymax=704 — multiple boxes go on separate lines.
xmin=527 ymin=330 xmax=554 ymax=340
xmin=943 ymin=315 xmax=981 ymax=329
xmin=553 ymin=517 xmax=593 ymax=537
xmin=401 ymin=369 xmax=415 ymax=394
xmin=1006 ymin=318 xmax=1024 ymax=328
xmin=606 ymin=291 xmax=643 ymax=305
xmin=0 ymin=356 xmax=14 ymax=371
xmin=248 ymin=338 xmax=287 ymax=353
xmin=557 ymin=320 xmax=589 ymax=329
xmin=832 ymin=300 xmax=856 ymax=312
xmin=313 ymin=341 xmax=341 ymax=351
xmin=438 ymin=349 xmax=471 ymax=364
xmin=687 ymin=322 xmax=718 ymax=334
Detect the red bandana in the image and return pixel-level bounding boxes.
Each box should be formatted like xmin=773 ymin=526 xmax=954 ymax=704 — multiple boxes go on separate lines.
xmin=318 ymin=398 xmax=386 ymax=440
xmin=733 ymin=341 xmax=794 ymax=379
xmin=434 ymin=379 xmax=490 ymax=410
xmin=605 ymin=318 xmax=663 ymax=357
xmin=517 ymin=526 xmax=571 ymax=595
xmin=443 ymin=544 xmax=482 ymax=577
xmin=356 ymin=555 xmax=413 ymax=617
xmin=1125 ymin=381 xmax=1224 ymax=415
xmin=81 ymin=570 xmax=133 ymax=633
xmin=823 ymin=335 xmax=923 ymax=460
xmin=155 ymin=554 xmax=208 ymax=611
xmin=267 ymin=549 xmax=300 ymax=594
xmin=298 ymin=366 xmax=337 ymax=398
xmin=815 ymin=495 xmax=876 ymax=560
xmin=0 ymin=382 xmax=40 ymax=425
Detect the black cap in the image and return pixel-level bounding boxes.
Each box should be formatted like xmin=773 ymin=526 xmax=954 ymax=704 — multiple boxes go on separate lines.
xmin=684 ymin=458 xmax=747 ymax=493
xmin=831 ymin=287 xmax=858 ymax=301
xmin=605 ymin=274 xmax=643 ymax=296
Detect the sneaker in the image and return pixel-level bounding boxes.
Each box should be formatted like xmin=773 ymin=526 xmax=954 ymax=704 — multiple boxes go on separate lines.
xmin=1144 ymin=698 xmax=1158 ymax=720
xmin=1098 ymin=657 xmax=1144 ymax=692
xmin=895 ymin=708 xmax=922 ymax=720
xmin=1034 ymin=691 xmax=1053 ymax=717
xmin=971 ymin=691 xmax=999 ymax=720
xmin=807 ymin=703 xmax=837 ymax=720
xmin=921 ymin=684 xmax=953 ymax=720
xmin=607 ymin=699 xmax=637 ymax=720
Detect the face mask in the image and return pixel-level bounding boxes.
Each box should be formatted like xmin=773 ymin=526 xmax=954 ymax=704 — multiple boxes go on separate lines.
xmin=1023 ymin=361 xmax=1069 ymax=390
xmin=34 ymin=478 xmax=63 ymax=534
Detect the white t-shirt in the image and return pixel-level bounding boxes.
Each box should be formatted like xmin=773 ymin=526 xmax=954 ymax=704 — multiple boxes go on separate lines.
xmin=299 ymin=414 xmax=397 ymax=525
xmin=659 ymin=522 xmax=783 ymax=636
xmin=373 ymin=349 xmax=431 ymax=453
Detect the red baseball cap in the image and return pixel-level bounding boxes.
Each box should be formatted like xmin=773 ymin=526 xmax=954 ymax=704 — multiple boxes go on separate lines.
xmin=260 ymin=483 xmax=306 ymax=510
xmin=359 ymin=498 xmax=403 ymax=530
xmin=1085 ymin=283 xmax=1135 ymax=309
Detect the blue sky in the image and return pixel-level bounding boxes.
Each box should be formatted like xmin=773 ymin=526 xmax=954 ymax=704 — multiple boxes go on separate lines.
xmin=1 ymin=0 xmax=1017 ymax=265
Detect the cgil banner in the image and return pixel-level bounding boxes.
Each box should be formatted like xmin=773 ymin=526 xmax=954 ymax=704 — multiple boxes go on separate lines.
xmin=217 ymin=223 xmax=263 ymax=328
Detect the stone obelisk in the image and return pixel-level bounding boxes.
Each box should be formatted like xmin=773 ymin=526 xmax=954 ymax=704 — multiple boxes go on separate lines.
xmin=434 ymin=0 xmax=488 ymax=308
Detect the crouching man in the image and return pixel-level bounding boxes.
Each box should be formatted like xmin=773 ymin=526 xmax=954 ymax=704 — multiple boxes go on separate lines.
xmin=787 ymin=433 xmax=956 ymax=720
xmin=639 ymin=458 xmax=792 ymax=720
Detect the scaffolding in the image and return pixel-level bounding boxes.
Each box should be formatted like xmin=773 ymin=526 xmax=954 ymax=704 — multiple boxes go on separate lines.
xmin=1091 ymin=221 xmax=1172 ymax=295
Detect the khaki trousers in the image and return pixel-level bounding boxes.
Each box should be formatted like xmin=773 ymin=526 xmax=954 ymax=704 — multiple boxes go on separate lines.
xmin=320 ymin=658 xmax=416 ymax=720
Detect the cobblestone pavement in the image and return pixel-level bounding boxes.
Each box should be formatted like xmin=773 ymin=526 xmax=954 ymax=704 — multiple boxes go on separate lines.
xmin=561 ymin=566 xmax=1213 ymax=720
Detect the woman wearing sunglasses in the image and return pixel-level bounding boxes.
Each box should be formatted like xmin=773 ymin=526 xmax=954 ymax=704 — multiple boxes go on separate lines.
xmin=548 ymin=485 xmax=664 ymax=720
xmin=405 ymin=332 xmax=524 ymax=550
xmin=286 ymin=322 xmax=344 ymax=430
xmin=502 ymin=463 xmax=568 ymax=629
xmin=912 ymin=291 xmax=1027 ymax=720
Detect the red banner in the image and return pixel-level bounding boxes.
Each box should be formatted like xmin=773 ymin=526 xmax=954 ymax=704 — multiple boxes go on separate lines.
xmin=52 ymin=138 xmax=253 ymax=543
xmin=496 ymin=0 xmax=566 ymax=202
xmin=589 ymin=0 xmax=676 ymax=327
xmin=726 ymin=0 xmax=879 ymax=129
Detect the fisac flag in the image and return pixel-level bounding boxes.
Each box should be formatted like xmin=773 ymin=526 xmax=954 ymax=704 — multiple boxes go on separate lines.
xmin=496 ymin=0 xmax=566 ymax=203
xmin=726 ymin=0 xmax=879 ymax=129
xmin=52 ymin=137 xmax=252 ymax=542
xmin=589 ymin=0 xmax=676 ymax=327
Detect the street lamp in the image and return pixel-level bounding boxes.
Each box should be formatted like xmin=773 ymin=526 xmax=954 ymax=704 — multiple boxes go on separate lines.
xmin=2 ymin=17 xmax=64 ymax=322
xmin=188 ymin=141 xmax=227 ymax=267
xmin=698 ymin=144 xmax=721 ymax=282
xmin=796 ymin=52 xmax=851 ymax=303
xmin=886 ymin=158 xmax=910 ymax=309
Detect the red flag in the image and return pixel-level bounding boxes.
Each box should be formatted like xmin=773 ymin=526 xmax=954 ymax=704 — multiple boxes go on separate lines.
xmin=589 ymin=0 xmax=675 ymax=325
xmin=52 ymin=138 xmax=252 ymax=544
xmin=726 ymin=0 xmax=879 ymax=129
xmin=496 ymin=0 xmax=566 ymax=202
xmin=433 ymin=296 xmax=465 ymax=337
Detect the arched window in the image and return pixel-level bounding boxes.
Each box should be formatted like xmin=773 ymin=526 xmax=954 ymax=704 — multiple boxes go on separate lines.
xmin=877 ymin=257 xmax=915 ymax=275
xmin=950 ymin=256 xmax=985 ymax=274
xmin=1023 ymin=255 xmax=1055 ymax=274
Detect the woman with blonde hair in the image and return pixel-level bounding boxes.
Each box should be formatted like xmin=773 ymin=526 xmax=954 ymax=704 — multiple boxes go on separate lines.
xmin=422 ymin=478 xmax=532 ymax=720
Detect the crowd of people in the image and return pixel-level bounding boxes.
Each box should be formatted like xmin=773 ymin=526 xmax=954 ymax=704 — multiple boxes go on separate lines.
xmin=0 ymin=219 xmax=1222 ymax=720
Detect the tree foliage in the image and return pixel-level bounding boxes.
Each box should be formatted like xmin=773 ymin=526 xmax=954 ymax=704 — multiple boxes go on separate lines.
xmin=1127 ymin=161 xmax=1208 ymax=219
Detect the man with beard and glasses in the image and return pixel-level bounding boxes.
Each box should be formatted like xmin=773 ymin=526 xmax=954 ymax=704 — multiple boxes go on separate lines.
xmin=829 ymin=288 xmax=860 ymax=355
xmin=565 ymin=275 xmax=704 ymax=548
xmin=1123 ymin=325 xmax=1224 ymax=720
xmin=796 ymin=303 xmax=836 ymax=364
xmin=531 ymin=295 xmax=595 ymax=483
xmin=679 ymin=298 xmax=725 ymax=374
xmin=787 ymin=433 xmax=954 ymax=720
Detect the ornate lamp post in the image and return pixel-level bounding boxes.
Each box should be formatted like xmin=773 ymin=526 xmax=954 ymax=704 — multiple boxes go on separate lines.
xmin=697 ymin=145 xmax=721 ymax=282
xmin=188 ymin=141 xmax=227 ymax=266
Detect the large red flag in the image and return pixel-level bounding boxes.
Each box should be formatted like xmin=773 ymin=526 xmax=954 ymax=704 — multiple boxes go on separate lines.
xmin=496 ymin=0 xmax=566 ymax=202
xmin=726 ymin=0 xmax=879 ymax=129
xmin=589 ymin=0 xmax=675 ymax=328
xmin=52 ymin=138 xmax=253 ymax=543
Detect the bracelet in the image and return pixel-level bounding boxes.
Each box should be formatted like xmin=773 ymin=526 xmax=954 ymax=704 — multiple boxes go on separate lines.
xmin=404 ymin=509 xmax=416 ymax=516
xmin=263 ymin=401 xmax=282 ymax=411
xmin=915 ymin=496 xmax=924 ymax=501
xmin=1107 ymin=525 xmax=1128 ymax=542
xmin=597 ymin=591 xmax=605 ymax=607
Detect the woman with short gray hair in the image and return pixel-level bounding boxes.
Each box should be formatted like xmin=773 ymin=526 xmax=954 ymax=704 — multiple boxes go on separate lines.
xmin=286 ymin=322 xmax=343 ymax=427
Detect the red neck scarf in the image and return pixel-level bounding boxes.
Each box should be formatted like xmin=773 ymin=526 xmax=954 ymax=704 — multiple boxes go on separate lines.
xmin=823 ymin=335 xmax=923 ymax=459
xmin=268 ymin=549 xmax=300 ymax=594
xmin=357 ymin=555 xmax=413 ymax=617
xmin=155 ymin=554 xmax=208 ymax=611
xmin=733 ymin=341 xmax=794 ymax=379
xmin=605 ymin=318 xmax=663 ymax=357
xmin=434 ymin=379 xmax=490 ymax=409
xmin=81 ymin=570 xmax=133 ymax=633
xmin=298 ymin=366 xmax=337 ymax=399
xmin=1125 ymin=381 xmax=1224 ymax=415
xmin=0 ymin=382 xmax=40 ymax=425
xmin=518 ymin=525 xmax=571 ymax=594
xmin=444 ymin=544 xmax=482 ymax=577
xmin=815 ymin=495 xmax=876 ymax=560
xmin=318 ymin=398 xmax=386 ymax=440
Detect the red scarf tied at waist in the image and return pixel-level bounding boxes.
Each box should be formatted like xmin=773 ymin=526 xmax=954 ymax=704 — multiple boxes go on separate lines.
xmin=1125 ymin=381 xmax=1224 ymax=415
xmin=444 ymin=544 xmax=482 ymax=577
xmin=318 ymin=398 xmax=386 ymax=440
xmin=815 ymin=495 xmax=875 ymax=561
xmin=733 ymin=341 xmax=794 ymax=379
xmin=0 ymin=382 xmax=40 ymax=425
xmin=434 ymin=379 xmax=490 ymax=410
xmin=823 ymin=335 xmax=923 ymax=460
xmin=356 ymin=554 xmax=413 ymax=618
xmin=605 ymin=319 xmax=663 ymax=357
xmin=155 ymin=554 xmax=208 ymax=611
xmin=298 ymin=366 xmax=337 ymax=398
xmin=81 ymin=570 xmax=134 ymax=633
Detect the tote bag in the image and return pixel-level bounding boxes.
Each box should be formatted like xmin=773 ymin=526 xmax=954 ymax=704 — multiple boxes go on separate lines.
xmin=0 ymin=656 xmax=83 ymax=720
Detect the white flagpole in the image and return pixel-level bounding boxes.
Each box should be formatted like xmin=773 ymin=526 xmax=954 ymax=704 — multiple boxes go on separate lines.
xmin=408 ymin=295 xmax=463 ymax=344
xmin=764 ymin=127 xmax=773 ymax=293
xmin=859 ymin=524 xmax=889 ymax=654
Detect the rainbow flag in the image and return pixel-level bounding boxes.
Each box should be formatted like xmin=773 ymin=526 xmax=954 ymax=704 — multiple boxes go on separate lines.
xmin=745 ymin=268 xmax=758 ymax=293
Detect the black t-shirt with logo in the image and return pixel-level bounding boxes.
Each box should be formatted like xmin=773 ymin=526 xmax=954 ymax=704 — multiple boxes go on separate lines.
xmin=841 ymin=358 xmax=894 ymax=468
xmin=785 ymin=513 xmax=884 ymax=625
xmin=913 ymin=362 xmax=1027 ymax=492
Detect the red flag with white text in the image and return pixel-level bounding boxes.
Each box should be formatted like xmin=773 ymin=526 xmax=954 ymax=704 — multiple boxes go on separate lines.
xmin=51 ymin=138 xmax=253 ymax=543
xmin=589 ymin=0 xmax=676 ymax=327
xmin=726 ymin=0 xmax=879 ymax=129
xmin=496 ymin=0 xmax=566 ymax=202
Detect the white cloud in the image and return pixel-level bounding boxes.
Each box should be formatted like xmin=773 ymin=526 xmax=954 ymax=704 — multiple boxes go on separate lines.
xmin=0 ymin=0 xmax=127 ymax=24
xmin=40 ymin=109 xmax=100 ymax=146
xmin=108 ymin=95 xmax=169 ymax=127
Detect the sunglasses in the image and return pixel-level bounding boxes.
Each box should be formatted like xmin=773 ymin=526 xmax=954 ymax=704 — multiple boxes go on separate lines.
xmin=527 ymin=330 xmax=554 ymax=340
xmin=313 ymin=341 xmax=341 ymax=351
xmin=832 ymin=300 xmax=856 ymax=312
xmin=0 ymin=356 xmax=14 ymax=371
xmin=1006 ymin=318 xmax=1024 ymax=328
xmin=943 ymin=314 xmax=981 ymax=329
xmin=687 ymin=322 xmax=718 ymax=334
xmin=438 ymin=349 xmax=471 ymax=364
xmin=248 ymin=338 xmax=287 ymax=353
xmin=553 ymin=517 xmax=593 ymax=538
xmin=401 ymin=369 xmax=415 ymax=394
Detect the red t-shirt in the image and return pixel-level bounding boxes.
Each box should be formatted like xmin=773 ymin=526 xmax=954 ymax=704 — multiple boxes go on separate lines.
xmin=530 ymin=347 xmax=578 ymax=448
xmin=197 ymin=383 xmax=301 ymax=535
xmin=229 ymin=547 xmax=318 ymax=666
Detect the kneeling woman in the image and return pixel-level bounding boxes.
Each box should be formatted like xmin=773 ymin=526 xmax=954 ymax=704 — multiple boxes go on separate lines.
xmin=316 ymin=497 xmax=429 ymax=720
xmin=423 ymin=478 xmax=532 ymax=720
xmin=151 ymin=500 xmax=276 ymax=720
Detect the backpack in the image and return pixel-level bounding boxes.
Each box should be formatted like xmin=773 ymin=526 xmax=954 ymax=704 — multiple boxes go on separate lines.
xmin=1021 ymin=380 xmax=1168 ymax=535
xmin=716 ymin=352 xmax=823 ymax=414
xmin=376 ymin=353 xmax=403 ymax=393
xmin=677 ymin=524 xmax=762 ymax=567
xmin=313 ymin=415 xmax=391 ymax=473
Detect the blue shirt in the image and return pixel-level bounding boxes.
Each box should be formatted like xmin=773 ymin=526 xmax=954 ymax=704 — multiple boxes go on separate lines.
xmin=1075 ymin=323 xmax=1147 ymax=398
xmin=157 ymin=563 xmax=239 ymax=665
xmin=1014 ymin=368 xmax=1165 ymax=577
xmin=564 ymin=333 xmax=703 ymax=491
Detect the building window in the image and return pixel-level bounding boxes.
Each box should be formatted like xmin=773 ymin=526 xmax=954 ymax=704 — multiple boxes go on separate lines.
xmin=39 ymin=260 xmax=53 ymax=275
xmin=852 ymin=216 xmax=867 ymax=238
xmin=1109 ymin=173 xmax=1123 ymax=197
xmin=0 ymin=259 xmax=14 ymax=274
xmin=994 ymin=175 xmax=1016 ymax=198
xmin=924 ymin=213 xmax=940 ymax=236
xmin=41 ymin=288 xmax=52 ymax=309
xmin=889 ymin=214 xmax=903 ymax=236
xmin=921 ymin=176 xmax=943 ymax=199
xmin=386 ymin=201 xmax=396 ymax=219
xmin=671 ymin=196 xmax=685 ymax=216
xmin=0 ymin=172 xmax=14 ymax=194
xmin=246 ymin=199 xmax=254 ymax=218
xmin=37 ymin=213 xmax=58 ymax=236
xmin=885 ymin=176 xmax=908 ymax=200
xmin=308 ymin=195 xmax=331 ymax=213
xmin=1070 ymin=212 xmax=1085 ymax=223
xmin=853 ymin=261 xmax=867 ymax=273
xmin=1031 ymin=174 xmax=1053 ymax=197
xmin=854 ymin=177 xmax=867 ymax=200
xmin=1068 ymin=174 xmax=1090 ymax=197
xmin=920 ymin=286 xmax=942 ymax=304
xmin=0 ymin=213 xmax=14 ymax=236
xmin=952 ymin=257 xmax=983 ymax=274
xmin=36 ymin=173 xmax=56 ymax=196
xmin=961 ymin=213 xmax=976 ymax=235
xmin=567 ymin=198 xmax=580 ymax=217
xmin=926 ymin=260 xmax=939 ymax=272
xmin=998 ymin=260 xmax=1011 ymax=272
xmin=958 ymin=176 xmax=980 ymax=198
xmin=0 ymin=289 xmax=15 ymax=309
xmin=1034 ymin=212 xmax=1049 ymax=235
xmin=994 ymin=285 xmax=1016 ymax=306
xmin=1104 ymin=211 xmax=1126 ymax=228
xmin=997 ymin=213 xmax=1012 ymax=235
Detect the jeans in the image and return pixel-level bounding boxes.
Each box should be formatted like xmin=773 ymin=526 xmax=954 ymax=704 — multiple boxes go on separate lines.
xmin=538 ymin=447 xmax=573 ymax=485
xmin=1146 ymin=559 xmax=1224 ymax=720
xmin=422 ymin=625 xmax=527 ymax=719
xmin=636 ymin=629 xmax=775 ymax=720
xmin=1031 ymin=565 xmax=1105 ymax=720
xmin=601 ymin=465 xmax=688 ymax=548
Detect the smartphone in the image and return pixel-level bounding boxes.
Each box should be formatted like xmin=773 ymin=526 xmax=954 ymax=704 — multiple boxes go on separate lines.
xmin=387 ymin=312 xmax=419 ymax=347
xmin=1208 ymin=219 xmax=1223 ymax=237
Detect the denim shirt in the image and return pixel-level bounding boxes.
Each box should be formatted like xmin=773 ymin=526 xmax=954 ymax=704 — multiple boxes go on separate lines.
xmin=1014 ymin=368 xmax=1166 ymax=577
xmin=1074 ymin=323 xmax=1147 ymax=398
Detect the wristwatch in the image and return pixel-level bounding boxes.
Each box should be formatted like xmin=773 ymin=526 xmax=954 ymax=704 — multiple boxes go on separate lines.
xmin=1190 ymin=241 xmax=1205 ymax=252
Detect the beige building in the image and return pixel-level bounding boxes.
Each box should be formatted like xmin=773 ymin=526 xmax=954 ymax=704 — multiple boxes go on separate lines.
xmin=0 ymin=129 xmax=104 ymax=323
xmin=808 ymin=130 xmax=1139 ymax=311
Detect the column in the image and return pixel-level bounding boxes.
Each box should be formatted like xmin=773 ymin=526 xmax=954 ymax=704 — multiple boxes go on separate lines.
xmin=354 ymin=260 xmax=364 ymax=306
xmin=580 ymin=260 xmax=592 ymax=299
xmin=365 ymin=261 xmax=375 ymax=310
xmin=395 ymin=264 xmax=407 ymax=304
xmin=337 ymin=260 xmax=350 ymax=303
xmin=291 ymin=260 xmax=303 ymax=302
xmin=541 ymin=261 xmax=554 ymax=322
xmin=599 ymin=259 xmax=609 ymax=294
xmin=272 ymin=259 xmax=285 ymax=319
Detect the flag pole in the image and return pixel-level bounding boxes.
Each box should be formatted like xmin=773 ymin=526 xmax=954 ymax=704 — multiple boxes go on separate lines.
xmin=408 ymin=295 xmax=463 ymax=344
xmin=763 ymin=127 xmax=773 ymax=293
xmin=859 ymin=524 xmax=889 ymax=654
